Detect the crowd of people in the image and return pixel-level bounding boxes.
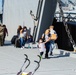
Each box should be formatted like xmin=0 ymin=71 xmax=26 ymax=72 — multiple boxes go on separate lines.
xmin=0 ymin=24 xmax=58 ymax=59
xmin=0 ymin=24 xmax=33 ymax=48
xmin=15 ymin=25 xmax=33 ymax=49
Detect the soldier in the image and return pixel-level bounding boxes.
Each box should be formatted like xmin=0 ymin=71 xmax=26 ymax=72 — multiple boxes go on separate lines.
xmin=0 ymin=24 xmax=4 ymax=46
xmin=3 ymin=25 xmax=8 ymax=44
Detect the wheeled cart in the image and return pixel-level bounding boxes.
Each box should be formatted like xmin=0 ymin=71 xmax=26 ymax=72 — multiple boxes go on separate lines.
xmin=17 ymin=54 xmax=41 ymax=75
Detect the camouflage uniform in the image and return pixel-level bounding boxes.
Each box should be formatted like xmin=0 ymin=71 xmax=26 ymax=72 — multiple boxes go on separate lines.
xmin=0 ymin=26 xmax=4 ymax=46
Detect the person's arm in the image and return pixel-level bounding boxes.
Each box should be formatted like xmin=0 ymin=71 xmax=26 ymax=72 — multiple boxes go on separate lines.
xmin=41 ymin=33 xmax=44 ymax=39
xmin=44 ymin=37 xmax=51 ymax=43
xmin=44 ymin=34 xmax=57 ymax=43
xmin=6 ymin=28 xmax=8 ymax=36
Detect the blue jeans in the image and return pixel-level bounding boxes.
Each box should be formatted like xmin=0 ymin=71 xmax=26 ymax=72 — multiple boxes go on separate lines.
xmin=20 ymin=38 xmax=25 ymax=47
xmin=49 ymin=41 xmax=55 ymax=52
xmin=45 ymin=42 xmax=50 ymax=58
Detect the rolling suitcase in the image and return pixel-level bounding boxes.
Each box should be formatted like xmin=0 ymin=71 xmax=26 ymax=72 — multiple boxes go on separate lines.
xmin=11 ymin=35 xmax=18 ymax=44
xmin=15 ymin=38 xmax=21 ymax=48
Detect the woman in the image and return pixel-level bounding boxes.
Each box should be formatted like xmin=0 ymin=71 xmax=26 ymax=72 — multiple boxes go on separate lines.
xmin=19 ymin=28 xmax=25 ymax=49
xmin=17 ymin=25 xmax=22 ymax=37
xmin=42 ymin=29 xmax=50 ymax=58
xmin=23 ymin=26 xmax=27 ymax=42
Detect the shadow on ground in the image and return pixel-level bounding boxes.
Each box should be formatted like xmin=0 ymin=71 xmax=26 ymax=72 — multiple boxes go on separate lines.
xmin=4 ymin=40 xmax=12 ymax=46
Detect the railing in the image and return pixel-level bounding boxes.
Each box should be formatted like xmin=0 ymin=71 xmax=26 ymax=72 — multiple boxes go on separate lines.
xmin=55 ymin=12 xmax=76 ymax=22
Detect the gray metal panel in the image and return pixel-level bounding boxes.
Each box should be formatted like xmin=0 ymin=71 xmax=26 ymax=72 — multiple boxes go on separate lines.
xmin=36 ymin=0 xmax=57 ymax=41
xmin=3 ymin=0 xmax=39 ymax=40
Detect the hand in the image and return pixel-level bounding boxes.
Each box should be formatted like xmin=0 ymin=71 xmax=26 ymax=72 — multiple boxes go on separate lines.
xmin=43 ymin=42 xmax=46 ymax=44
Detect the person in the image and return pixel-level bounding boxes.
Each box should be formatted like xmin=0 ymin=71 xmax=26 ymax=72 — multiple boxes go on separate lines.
xmin=42 ymin=29 xmax=50 ymax=58
xmin=17 ymin=25 xmax=22 ymax=37
xmin=27 ymin=35 xmax=33 ymax=43
xmin=23 ymin=26 xmax=27 ymax=42
xmin=2 ymin=25 xmax=8 ymax=44
xmin=49 ymin=25 xmax=57 ymax=55
xmin=19 ymin=28 xmax=25 ymax=49
xmin=38 ymin=38 xmax=46 ymax=58
xmin=0 ymin=25 xmax=4 ymax=46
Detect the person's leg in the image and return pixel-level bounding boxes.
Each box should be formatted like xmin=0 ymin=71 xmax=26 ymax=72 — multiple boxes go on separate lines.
xmin=20 ymin=38 xmax=23 ymax=47
xmin=45 ymin=42 xmax=50 ymax=58
xmin=3 ymin=35 xmax=5 ymax=45
xmin=50 ymin=44 xmax=53 ymax=55
xmin=23 ymin=38 xmax=25 ymax=46
xmin=45 ymin=50 xmax=49 ymax=58
xmin=40 ymin=52 xmax=44 ymax=56
xmin=40 ymin=52 xmax=44 ymax=59
xmin=1 ymin=35 xmax=4 ymax=46
xmin=50 ymin=41 xmax=54 ymax=55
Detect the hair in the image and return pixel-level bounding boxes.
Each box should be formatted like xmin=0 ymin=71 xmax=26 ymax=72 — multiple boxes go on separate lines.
xmin=3 ymin=24 xmax=6 ymax=27
xmin=45 ymin=29 xmax=50 ymax=34
xmin=23 ymin=26 xmax=27 ymax=30
xmin=18 ymin=25 xmax=22 ymax=30
xmin=20 ymin=28 xmax=24 ymax=33
xmin=49 ymin=25 xmax=54 ymax=29
xmin=39 ymin=38 xmax=43 ymax=42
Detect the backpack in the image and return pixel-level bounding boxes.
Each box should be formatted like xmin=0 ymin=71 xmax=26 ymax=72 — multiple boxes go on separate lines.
xmin=11 ymin=35 xmax=18 ymax=44
xmin=15 ymin=38 xmax=21 ymax=48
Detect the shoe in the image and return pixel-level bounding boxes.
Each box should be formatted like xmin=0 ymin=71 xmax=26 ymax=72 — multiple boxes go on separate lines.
xmin=22 ymin=46 xmax=25 ymax=49
xmin=40 ymin=55 xmax=42 ymax=59
xmin=50 ymin=51 xmax=53 ymax=55
xmin=21 ymin=47 xmax=23 ymax=49
xmin=45 ymin=56 xmax=48 ymax=59
xmin=21 ymin=46 xmax=24 ymax=49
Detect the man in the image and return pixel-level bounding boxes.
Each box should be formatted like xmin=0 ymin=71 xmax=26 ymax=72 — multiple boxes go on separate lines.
xmin=49 ymin=25 xmax=57 ymax=55
xmin=3 ymin=25 xmax=8 ymax=44
xmin=0 ymin=25 xmax=4 ymax=46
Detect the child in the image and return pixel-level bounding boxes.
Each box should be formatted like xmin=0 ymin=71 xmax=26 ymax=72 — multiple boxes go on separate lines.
xmin=38 ymin=38 xmax=46 ymax=58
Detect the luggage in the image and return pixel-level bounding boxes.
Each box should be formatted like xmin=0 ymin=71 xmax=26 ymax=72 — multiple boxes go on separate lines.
xmin=11 ymin=35 xmax=18 ymax=44
xmin=15 ymin=38 xmax=21 ymax=48
xmin=51 ymin=34 xmax=57 ymax=40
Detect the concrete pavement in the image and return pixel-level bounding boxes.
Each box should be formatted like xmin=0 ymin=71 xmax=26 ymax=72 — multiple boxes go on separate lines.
xmin=0 ymin=42 xmax=76 ymax=75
